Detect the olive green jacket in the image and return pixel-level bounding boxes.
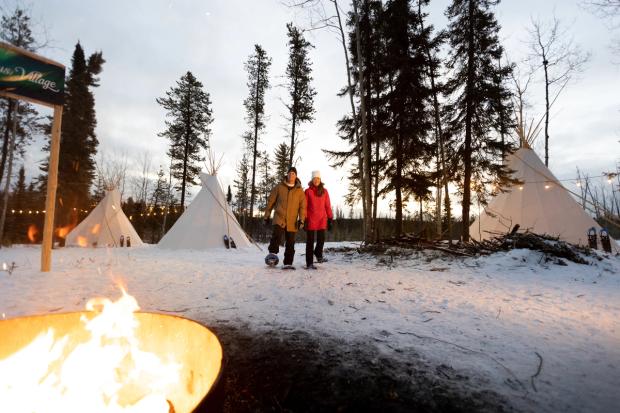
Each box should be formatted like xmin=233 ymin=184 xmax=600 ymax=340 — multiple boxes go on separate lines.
xmin=264 ymin=178 xmax=307 ymax=232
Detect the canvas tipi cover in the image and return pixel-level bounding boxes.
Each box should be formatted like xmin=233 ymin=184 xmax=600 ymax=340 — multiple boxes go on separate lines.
xmin=470 ymin=147 xmax=618 ymax=251
xmin=65 ymin=189 xmax=143 ymax=247
xmin=158 ymin=173 xmax=252 ymax=249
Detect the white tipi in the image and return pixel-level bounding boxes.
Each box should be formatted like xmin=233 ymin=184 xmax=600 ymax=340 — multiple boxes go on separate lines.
xmin=65 ymin=189 xmax=143 ymax=248
xmin=470 ymin=146 xmax=618 ymax=252
xmin=158 ymin=172 xmax=252 ymax=250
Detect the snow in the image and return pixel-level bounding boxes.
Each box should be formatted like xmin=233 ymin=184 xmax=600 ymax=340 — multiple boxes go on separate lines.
xmin=1 ymin=243 xmax=619 ymax=412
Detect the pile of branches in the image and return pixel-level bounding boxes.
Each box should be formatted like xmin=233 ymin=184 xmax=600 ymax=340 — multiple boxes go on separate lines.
xmin=365 ymin=229 xmax=593 ymax=264
xmin=467 ymin=231 xmax=590 ymax=264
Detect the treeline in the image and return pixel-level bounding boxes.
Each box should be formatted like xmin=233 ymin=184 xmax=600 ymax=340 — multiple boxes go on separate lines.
xmin=324 ymin=0 xmax=517 ymax=243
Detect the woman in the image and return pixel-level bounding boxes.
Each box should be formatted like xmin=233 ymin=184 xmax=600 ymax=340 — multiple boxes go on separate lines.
xmin=304 ymin=170 xmax=333 ymax=270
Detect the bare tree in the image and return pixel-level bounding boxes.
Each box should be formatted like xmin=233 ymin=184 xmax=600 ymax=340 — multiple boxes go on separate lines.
xmin=582 ymin=1 xmax=620 ymax=55
xmin=95 ymin=151 xmax=129 ymax=197
xmin=526 ymin=15 xmax=590 ymax=166
xmin=130 ymin=152 xmax=152 ymax=204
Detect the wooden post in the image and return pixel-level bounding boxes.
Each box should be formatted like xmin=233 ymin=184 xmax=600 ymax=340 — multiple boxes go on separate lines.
xmin=41 ymin=105 xmax=63 ymax=272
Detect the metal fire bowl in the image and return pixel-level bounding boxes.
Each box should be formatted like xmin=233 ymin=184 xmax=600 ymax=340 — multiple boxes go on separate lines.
xmin=0 ymin=311 xmax=223 ymax=413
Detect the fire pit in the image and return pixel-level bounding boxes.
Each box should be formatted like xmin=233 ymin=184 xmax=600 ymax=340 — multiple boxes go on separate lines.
xmin=0 ymin=295 xmax=222 ymax=412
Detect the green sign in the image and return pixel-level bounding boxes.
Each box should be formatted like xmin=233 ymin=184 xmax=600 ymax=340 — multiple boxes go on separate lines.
xmin=0 ymin=44 xmax=65 ymax=106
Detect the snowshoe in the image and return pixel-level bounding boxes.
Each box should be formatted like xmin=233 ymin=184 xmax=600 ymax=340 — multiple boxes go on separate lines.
xmin=305 ymin=264 xmax=318 ymax=270
xmin=316 ymin=257 xmax=328 ymax=263
xmin=265 ymin=253 xmax=279 ymax=267
xmin=600 ymin=228 xmax=612 ymax=253
xmin=282 ymin=264 xmax=296 ymax=270
xmin=587 ymin=227 xmax=598 ymax=249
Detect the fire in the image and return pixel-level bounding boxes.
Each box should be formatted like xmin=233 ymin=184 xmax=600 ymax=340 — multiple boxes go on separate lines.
xmin=27 ymin=225 xmax=39 ymax=243
xmin=55 ymin=223 xmax=75 ymax=239
xmin=76 ymin=236 xmax=88 ymax=247
xmin=91 ymin=223 xmax=101 ymax=234
xmin=0 ymin=289 xmax=181 ymax=412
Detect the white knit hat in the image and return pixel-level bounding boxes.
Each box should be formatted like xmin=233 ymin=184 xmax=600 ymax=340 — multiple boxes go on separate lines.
xmin=312 ymin=170 xmax=321 ymax=178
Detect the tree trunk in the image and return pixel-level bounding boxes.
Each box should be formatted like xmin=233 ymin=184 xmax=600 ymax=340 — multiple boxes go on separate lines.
xmin=461 ymin=0 xmax=476 ymax=242
xmin=0 ymin=103 xmax=19 ymax=246
xmin=543 ymin=57 xmax=550 ymax=167
xmin=162 ymin=158 xmax=173 ymax=237
xmin=181 ymin=91 xmax=191 ymax=209
xmin=249 ymin=67 xmax=261 ymax=220
xmin=373 ymin=139 xmax=379 ymax=240
xmin=353 ymin=0 xmax=372 ymax=243
xmin=0 ymin=99 xmax=14 ymax=188
xmin=333 ymin=0 xmax=367 ymax=241
xmin=289 ymin=77 xmax=298 ymax=167
xmin=395 ymin=127 xmax=403 ymax=235
xmin=418 ymin=1 xmax=447 ymax=241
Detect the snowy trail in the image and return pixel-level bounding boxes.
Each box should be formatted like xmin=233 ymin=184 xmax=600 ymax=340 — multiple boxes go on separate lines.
xmin=1 ymin=244 xmax=619 ymax=412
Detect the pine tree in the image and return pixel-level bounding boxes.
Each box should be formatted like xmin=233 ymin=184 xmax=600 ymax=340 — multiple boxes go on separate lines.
xmin=284 ymin=23 xmax=316 ymax=166
xmin=0 ymin=7 xmax=42 ymax=187
xmin=325 ymin=1 xmax=385 ymax=240
xmin=157 ymin=71 xmax=212 ymax=209
xmin=53 ymin=42 xmax=104 ymax=227
xmin=379 ymin=0 xmax=434 ymax=235
xmin=415 ymin=0 xmax=452 ymax=240
xmin=273 ymin=142 xmax=290 ymax=185
xmin=233 ymin=153 xmax=250 ymax=228
xmin=149 ymin=166 xmax=169 ymax=242
xmin=243 ymin=44 xmax=271 ymax=219
xmin=256 ymin=151 xmax=271 ymax=214
xmin=444 ymin=0 xmax=516 ymax=241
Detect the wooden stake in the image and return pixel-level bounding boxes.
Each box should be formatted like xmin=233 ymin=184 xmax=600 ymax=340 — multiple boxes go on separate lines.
xmin=41 ymin=105 xmax=63 ymax=272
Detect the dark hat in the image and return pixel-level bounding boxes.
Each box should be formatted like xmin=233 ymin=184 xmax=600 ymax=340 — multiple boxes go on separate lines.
xmin=287 ymin=166 xmax=297 ymax=175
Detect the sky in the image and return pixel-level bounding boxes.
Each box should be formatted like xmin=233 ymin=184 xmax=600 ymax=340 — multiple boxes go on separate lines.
xmin=13 ymin=0 xmax=620 ymax=217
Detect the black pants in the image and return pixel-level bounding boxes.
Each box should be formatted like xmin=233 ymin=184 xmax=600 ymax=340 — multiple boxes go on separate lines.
xmin=268 ymin=225 xmax=297 ymax=265
xmin=305 ymin=229 xmax=325 ymax=266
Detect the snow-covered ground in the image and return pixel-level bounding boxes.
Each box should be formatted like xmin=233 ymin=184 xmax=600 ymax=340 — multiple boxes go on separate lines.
xmin=1 ymin=243 xmax=619 ymax=412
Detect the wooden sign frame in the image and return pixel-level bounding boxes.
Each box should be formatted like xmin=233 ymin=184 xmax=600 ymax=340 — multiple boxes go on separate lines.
xmin=0 ymin=42 xmax=64 ymax=272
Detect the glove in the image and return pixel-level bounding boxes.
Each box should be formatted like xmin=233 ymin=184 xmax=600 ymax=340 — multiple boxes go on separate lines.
xmin=264 ymin=217 xmax=271 ymax=225
xmin=328 ymin=218 xmax=333 ymax=232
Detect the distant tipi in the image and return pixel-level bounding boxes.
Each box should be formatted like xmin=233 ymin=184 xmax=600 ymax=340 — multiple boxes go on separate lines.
xmin=65 ymin=189 xmax=143 ymax=247
xmin=158 ymin=172 xmax=252 ymax=250
xmin=470 ymin=146 xmax=618 ymax=252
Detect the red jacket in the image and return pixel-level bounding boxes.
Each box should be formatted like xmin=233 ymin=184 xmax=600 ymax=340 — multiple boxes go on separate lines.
xmin=304 ymin=184 xmax=333 ymax=230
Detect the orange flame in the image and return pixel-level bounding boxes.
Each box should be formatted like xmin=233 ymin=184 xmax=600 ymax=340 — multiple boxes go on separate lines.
xmin=90 ymin=223 xmax=101 ymax=234
xmin=76 ymin=236 xmax=88 ymax=247
xmin=27 ymin=225 xmax=39 ymax=243
xmin=55 ymin=224 xmax=75 ymax=239
xmin=0 ymin=289 xmax=181 ymax=411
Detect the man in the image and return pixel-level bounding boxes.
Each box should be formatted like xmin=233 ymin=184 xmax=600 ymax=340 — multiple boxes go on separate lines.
xmin=264 ymin=166 xmax=306 ymax=269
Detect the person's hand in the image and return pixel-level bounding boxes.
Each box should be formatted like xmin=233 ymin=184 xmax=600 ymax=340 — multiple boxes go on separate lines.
xmin=327 ymin=218 xmax=333 ymax=232
xmin=297 ymin=219 xmax=304 ymax=230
